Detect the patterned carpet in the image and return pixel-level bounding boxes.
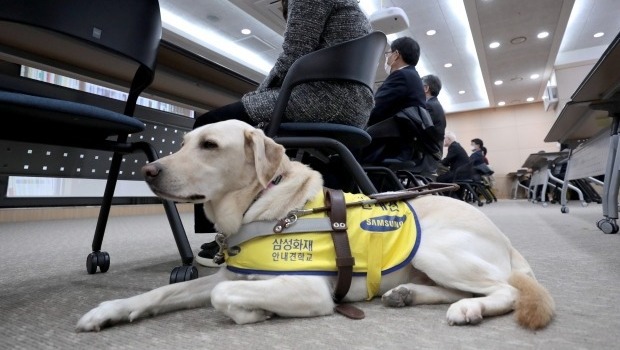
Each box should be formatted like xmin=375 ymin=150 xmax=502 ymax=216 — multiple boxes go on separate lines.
xmin=1 ymin=199 xmax=619 ymax=349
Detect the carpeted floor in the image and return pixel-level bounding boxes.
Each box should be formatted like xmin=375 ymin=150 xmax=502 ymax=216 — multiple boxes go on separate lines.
xmin=1 ymin=199 xmax=619 ymax=349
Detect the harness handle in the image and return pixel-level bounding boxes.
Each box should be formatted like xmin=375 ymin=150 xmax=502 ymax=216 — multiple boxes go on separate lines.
xmin=324 ymin=188 xmax=354 ymax=302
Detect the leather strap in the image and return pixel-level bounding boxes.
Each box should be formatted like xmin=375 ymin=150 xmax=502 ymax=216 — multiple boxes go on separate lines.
xmin=323 ymin=188 xmax=354 ymax=302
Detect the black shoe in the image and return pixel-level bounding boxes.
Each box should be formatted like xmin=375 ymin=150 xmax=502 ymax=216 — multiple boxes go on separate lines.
xmin=195 ymin=240 xmax=221 ymax=267
xmin=200 ymin=241 xmax=219 ymax=251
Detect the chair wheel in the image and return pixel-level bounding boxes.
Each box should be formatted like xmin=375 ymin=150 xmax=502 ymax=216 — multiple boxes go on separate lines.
xmin=169 ymin=265 xmax=199 ymax=284
xmin=597 ymin=219 xmax=619 ymax=234
xmin=86 ymin=251 xmax=110 ymax=274
xmin=561 ymin=206 xmax=569 ymax=214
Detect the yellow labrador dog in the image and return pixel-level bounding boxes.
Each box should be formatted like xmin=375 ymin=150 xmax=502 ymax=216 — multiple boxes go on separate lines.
xmin=76 ymin=120 xmax=554 ymax=331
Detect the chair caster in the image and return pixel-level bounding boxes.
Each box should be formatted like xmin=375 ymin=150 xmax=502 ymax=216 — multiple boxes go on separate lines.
xmin=597 ymin=218 xmax=619 ymax=234
xmin=477 ymin=201 xmax=484 ymax=207
xmin=86 ymin=251 xmax=110 ymax=274
xmin=542 ymin=202 xmax=549 ymax=207
xmin=561 ymin=206 xmax=569 ymax=214
xmin=581 ymin=201 xmax=588 ymax=207
xmin=169 ymin=265 xmax=198 ymax=284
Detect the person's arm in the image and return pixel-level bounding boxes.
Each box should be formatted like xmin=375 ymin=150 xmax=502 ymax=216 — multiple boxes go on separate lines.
xmin=258 ymin=0 xmax=333 ymax=91
xmin=368 ymin=70 xmax=408 ymax=125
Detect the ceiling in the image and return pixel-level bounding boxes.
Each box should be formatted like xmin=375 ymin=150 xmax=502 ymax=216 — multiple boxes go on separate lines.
xmin=159 ymin=0 xmax=620 ymax=114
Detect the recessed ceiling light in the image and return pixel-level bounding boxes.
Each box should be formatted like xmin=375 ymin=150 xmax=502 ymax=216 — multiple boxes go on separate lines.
xmin=526 ymin=97 xmax=535 ymax=102
xmin=510 ymin=36 xmax=527 ymax=44
xmin=489 ymin=41 xmax=500 ymax=49
xmin=494 ymin=80 xmax=503 ymax=85
xmin=241 ymin=28 xmax=251 ymax=35
xmin=426 ymin=29 xmax=436 ymax=36
xmin=594 ymin=32 xmax=605 ymax=38
xmin=537 ymin=31 xmax=549 ymax=39
xmin=458 ymin=90 xmax=466 ymax=95
xmin=498 ymin=101 xmax=506 ymax=106
xmin=444 ymin=63 xmax=452 ymax=68
xmin=530 ymin=73 xmax=540 ymax=79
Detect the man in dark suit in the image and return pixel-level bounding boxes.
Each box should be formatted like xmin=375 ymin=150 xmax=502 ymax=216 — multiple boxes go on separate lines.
xmin=367 ymin=36 xmax=426 ymax=127
xmin=411 ymin=74 xmax=447 ymax=174
xmin=436 ymin=131 xmax=473 ymax=183
xmin=362 ymin=36 xmax=427 ymax=164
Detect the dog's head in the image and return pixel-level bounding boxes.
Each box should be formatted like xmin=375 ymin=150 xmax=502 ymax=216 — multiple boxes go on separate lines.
xmin=142 ymin=120 xmax=285 ymax=204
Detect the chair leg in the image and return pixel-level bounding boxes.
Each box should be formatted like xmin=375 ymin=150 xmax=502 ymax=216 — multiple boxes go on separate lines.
xmin=277 ymin=136 xmax=378 ymax=195
xmin=91 ymin=151 xmax=122 ymax=253
xmin=364 ymin=166 xmax=405 ymax=191
xmin=136 ymin=142 xmax=194 ymax=266
xmin=87 ymin=141 xmax=197 ymax=282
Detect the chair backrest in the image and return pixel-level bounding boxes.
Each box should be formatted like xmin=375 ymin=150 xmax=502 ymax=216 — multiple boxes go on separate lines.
xmin=264 ymin=31 xmax=387 ymax=137
xmin=0 ymin=0 xmax=162 ymax=116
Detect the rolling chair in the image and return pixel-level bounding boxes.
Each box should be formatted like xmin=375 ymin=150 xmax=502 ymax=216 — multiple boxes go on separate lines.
xmin=448 ymin=163 xmax=488 ymax=207
xmin=263 ymin=31 xmax=388 ymax=195
xmin=0 ymin=0 xmax=197 ymax=283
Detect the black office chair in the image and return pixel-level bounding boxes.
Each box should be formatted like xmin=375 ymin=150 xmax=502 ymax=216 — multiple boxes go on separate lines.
xmin=448 ymin=163 xmax=487 ymax=206
xmin=263 ymin=31 xmax=388 ymax=195
xmin=0 ymin=0 xmax=196 ymax=283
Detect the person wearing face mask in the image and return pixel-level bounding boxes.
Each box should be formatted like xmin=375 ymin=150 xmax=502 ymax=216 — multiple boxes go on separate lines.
xmin=361 ymin=36 xmax=428 ymax=165
xmin=470 ymin=138 xmax=487 ymax=166
xmin=366 ymin=36 xmax=426 ymax=127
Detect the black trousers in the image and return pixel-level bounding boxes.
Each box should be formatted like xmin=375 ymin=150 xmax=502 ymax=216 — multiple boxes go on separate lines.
xmin=193 ymin=101 xmax=252 ymax=233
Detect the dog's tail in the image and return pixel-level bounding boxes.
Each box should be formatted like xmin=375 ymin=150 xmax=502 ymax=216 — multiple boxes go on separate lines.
xmin=508 ymin=248 xmax=555 ymax=330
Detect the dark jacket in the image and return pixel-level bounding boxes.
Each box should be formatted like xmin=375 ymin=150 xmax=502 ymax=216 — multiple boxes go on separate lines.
xmin=425 ymin=96 xmax=446 ymax=139
xmin=437 ymin=141 xmax=473 ymax=182
xmin=361 ymin=65 xmax=428 ymax=164
xmin=367 ymin=65 xmax=426 ymax=127
xmin=441 ymin=141 xmax=470 ymax=171
xmin=470 ymin=149 xmax=486 ymax=166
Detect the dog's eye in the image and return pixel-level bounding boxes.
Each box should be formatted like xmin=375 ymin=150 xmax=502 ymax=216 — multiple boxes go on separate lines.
xmin=201 ymin=140 xmax=218 ymax=149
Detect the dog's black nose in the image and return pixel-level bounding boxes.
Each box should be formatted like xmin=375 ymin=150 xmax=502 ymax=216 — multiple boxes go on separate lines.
xmin=141 ymin=163 xmax=161 ymax=181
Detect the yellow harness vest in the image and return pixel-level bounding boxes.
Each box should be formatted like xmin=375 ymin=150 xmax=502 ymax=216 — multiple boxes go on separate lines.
xmin=225 ymin=192 xmax=421 ymax=299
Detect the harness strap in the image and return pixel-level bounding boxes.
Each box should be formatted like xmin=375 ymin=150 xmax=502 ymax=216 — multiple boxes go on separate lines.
xmin=228 ymin=218 xmax=333 ymax=248
xmin=324 ymin=188 xmax=354 ymax=302
xmin=324 ymin=188 xmax=366 ymax=320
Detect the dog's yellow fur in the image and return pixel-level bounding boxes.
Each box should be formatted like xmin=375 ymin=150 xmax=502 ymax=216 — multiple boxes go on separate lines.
xmin=76 ymin=120 xmax=554 ymax=331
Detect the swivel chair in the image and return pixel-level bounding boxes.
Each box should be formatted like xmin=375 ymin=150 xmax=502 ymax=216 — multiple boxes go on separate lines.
xmin=263 ymin=31 xmax=388 ymax=195
xmin=0 ymin=0 xmax=196 ymax=283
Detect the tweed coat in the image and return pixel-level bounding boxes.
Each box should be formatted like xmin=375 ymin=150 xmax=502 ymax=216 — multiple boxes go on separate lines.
xmin=241 ymin=0 xmax=374 ymax=128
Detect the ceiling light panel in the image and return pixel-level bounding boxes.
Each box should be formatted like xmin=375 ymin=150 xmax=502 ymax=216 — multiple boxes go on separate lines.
xmin=475 ymin=0 xmax=565 ymax=107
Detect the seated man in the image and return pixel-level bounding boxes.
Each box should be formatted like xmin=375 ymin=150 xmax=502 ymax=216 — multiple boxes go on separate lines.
xmin=436 ymin=131 xmax=473 ymax=183
xmin=361 ymin=38 xmax=445 ymax=176
xmin=361 ymin=36 xmax=427 ymax=165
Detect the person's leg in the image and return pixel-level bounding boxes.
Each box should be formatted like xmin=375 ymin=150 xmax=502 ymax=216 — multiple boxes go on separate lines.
xmin=193 ymin=101 xmax=252 ymax=129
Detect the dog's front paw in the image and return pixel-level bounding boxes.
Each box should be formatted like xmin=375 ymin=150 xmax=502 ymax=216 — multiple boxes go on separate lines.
xmin=75 ymin=299 xmax=134 ymax=332
xmin=446 ymin=300 xmax=483 ymax=326
xmin=382 ymin=286 xmax=413 ymax=307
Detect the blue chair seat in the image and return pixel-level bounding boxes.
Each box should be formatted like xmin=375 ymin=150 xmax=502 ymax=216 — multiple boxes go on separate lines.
xmin=0 ymin=91 xmax=144 ymax=140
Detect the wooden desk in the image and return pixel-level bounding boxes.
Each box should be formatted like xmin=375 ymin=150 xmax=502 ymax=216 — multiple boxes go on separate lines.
xmin=544 ymin=31 xmax=620 ymax=233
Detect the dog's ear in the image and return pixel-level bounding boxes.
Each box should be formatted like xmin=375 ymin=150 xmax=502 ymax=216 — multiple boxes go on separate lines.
xmin=244 ymin=128 xmax=284 ymax=188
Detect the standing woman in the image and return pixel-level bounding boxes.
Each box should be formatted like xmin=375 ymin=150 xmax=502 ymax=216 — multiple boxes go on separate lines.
xmin=194 ymin=0 xmax=375 ymax=267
